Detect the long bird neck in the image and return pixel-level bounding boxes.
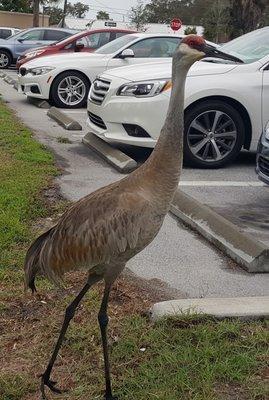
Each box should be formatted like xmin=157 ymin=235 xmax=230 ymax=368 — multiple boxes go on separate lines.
xmin=134 ymin=53 xmax=192 ymax=213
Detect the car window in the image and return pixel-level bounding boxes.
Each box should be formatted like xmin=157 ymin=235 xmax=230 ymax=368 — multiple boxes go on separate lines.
xmin=115 ymin=32 xmax=129 ymax=39
xmin=20 ymin=29 xmax=44 ymax=41
xmin=87 ymin=32 xmax=110 ymax=49
xmin=0 ymin=29 xmax=12 ymax=39
xmin=129 ymin=37 xmax=181 ymax=58
xmin=44 ymin=30 xmax=71 ymax=41
xmin=96 ymin=34 xmax=138 ymax=54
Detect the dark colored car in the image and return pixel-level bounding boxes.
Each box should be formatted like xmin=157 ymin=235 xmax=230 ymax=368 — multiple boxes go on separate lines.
xmin=256 ymin=121 xmax=269 ymax=184
xmin=16 ymin=28 xmax=136 ymax=69
xmin=0 ymin=27 xmax=76 ymax=68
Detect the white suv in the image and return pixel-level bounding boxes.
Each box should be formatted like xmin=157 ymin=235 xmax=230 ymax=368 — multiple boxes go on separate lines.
xmin=87 ymin=27 xmax=269 ymax=168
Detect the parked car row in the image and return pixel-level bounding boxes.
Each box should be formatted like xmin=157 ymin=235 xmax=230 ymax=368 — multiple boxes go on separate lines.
xmin=12 ymin=26 xmax=269 ymax=170
xmin=86 ymin=27 xmax=269 ymax=168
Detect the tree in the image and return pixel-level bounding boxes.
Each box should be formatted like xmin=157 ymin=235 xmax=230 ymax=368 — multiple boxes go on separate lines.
xmin=202 ymin=0 xmax=230 ymax=42
xmin=43 ymin=5 xmax=64 ymax=25
xmin=66 ymin=1 xmax=89 ymax=18
xmin=184 ymin=26 xmax=197 ymax=35
xmin=32 ymin=0 xmax=40 ymax=27
xmin=228 ymin=0 xmax=267 ymax=39
xmin=96 ymin=10 xmax=110 ymax=20
xmin=129 ymin=0 xmax=148 ymax=31
xmin=143 ymin=0 xmax=214 ymax=25
xmin=0 ymin=0 xmax=30 ymax=12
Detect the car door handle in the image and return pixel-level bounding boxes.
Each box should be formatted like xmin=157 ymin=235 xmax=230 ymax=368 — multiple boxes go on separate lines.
xmin=35 ymin=42 xmax=43 ymax=45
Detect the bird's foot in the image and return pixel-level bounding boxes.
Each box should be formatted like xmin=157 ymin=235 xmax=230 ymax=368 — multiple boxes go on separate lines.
xmin=104 ymin=396 xmax=118 ymax=400
xmin=40 ymin=374 xmax=63 ymax=399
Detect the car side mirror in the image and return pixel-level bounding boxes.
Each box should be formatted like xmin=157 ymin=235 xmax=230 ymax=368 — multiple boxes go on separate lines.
xmin=118 ymin=49 xmax=134 ymax=59
xmin=75 ymin=41 xmax=84 ymax=52
xmin=17 ymin=38 xmax=25 ymax=43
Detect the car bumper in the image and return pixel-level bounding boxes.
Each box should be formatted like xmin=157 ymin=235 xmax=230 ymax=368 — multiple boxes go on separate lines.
xmin=17 ymin=73 xmax=51 ymax=100
xmin=86 ymin=92 xmax=169 ymax=148
xmin=256 ymin=136 xmax=269 ymax=185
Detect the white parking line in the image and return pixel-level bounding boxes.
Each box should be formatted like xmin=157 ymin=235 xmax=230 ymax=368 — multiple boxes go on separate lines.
xmin=179 ymin=181 xmax=265 ymax=187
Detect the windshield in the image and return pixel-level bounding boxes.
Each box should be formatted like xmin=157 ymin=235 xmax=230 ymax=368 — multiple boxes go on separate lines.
xmin=95 ymin=34 xmax=138 ymax=54
xmin=220 ymin=27 xmax=269 ymax=64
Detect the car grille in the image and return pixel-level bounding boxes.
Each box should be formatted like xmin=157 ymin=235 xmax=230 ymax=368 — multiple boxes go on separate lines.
xmin=258 ymin=156 xmax=269 ymax=176
xmin=89 ymin=78 xmax=110 ymax=105
xmin=20 ymin=67 xmax=26 ymax=76
xmin=88 ymin=111 xmax=107 ymax=130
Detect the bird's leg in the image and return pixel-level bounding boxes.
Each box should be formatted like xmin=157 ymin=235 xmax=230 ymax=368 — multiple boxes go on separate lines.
xmin=40 ymin=274 xmax=101 ymax=399
xmin=98 ymin=283 xmax=117 ymax=400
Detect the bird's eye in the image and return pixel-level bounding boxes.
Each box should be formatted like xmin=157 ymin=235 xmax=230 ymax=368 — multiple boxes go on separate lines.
xmin=188 ymin=40 xmax=195 ymax=47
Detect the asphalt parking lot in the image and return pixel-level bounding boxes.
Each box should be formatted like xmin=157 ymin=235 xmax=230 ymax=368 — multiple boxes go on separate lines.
xmin=1 ymin=68 xmax=269 ymax=298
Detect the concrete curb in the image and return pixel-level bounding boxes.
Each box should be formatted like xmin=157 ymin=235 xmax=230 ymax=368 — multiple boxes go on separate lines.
xmin=170 ymin=189 xmax=269 ymax=273
xmin=27 ymin=97 xmax=51 ymax=109
xmin=47 ymin=106 xmax=82 ymax=130
xmin=83 ymin=132 xmax=137 ymax=173
xmin=151 ymin=296 xmax=269 ymax=321
xmin=13 ymin=81 xmax=18 ymax=91
xmin=0 ymin=72 xmax=6 ymax=78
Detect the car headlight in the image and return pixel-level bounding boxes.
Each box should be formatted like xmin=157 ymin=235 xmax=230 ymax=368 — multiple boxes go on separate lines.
xmin=25 ymin=49 xmax=45 ymax=58
xmin=117 ymin=80 xmax=172 ymax=97
xmin=27 ymin=66 xmax=55 ymax=76
xmin=265 ymin=121 xmax=269 ymax=140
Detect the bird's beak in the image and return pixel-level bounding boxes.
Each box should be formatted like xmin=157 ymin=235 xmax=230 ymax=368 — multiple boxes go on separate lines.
xmin=202 ymin=44 xmax=244 ymax=63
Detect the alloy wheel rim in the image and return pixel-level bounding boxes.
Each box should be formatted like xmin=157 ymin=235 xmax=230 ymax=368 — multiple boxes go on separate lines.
xmin=187 ymin=110 xmax=237 ymax=163
xmin=57 ymin=76 xmax=86 ymax=106
xmin=0 ymin=53 xmax=9 ymax=67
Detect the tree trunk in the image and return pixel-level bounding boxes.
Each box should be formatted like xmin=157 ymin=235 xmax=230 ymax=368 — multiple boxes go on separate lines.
xmin=33 ymin=0 xmax=40 ymax=27
xmin=61 ymin=0 xmax=68 ymax=27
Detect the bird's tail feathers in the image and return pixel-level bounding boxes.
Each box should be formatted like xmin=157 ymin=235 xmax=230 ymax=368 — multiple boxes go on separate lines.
xmin=24 ymin=227 xmax=54 ymax=293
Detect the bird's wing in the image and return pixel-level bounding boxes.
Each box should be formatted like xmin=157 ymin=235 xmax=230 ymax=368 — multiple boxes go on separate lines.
xmin=43 ymin=188 xmax=153 ymax=276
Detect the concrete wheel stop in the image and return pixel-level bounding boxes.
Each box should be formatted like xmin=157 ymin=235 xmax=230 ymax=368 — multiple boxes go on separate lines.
xmin=151 ymin=296 xmax=269 ymax=321
xmin=47 ymin=107 xmax=82 ymax=130
xmin=27 ymin=97 xmax=50 ymax=109
xmin=83 ymin=132 xmax=137 ymax=173
xmin=170 ymin=189 xmax=269 ymax=273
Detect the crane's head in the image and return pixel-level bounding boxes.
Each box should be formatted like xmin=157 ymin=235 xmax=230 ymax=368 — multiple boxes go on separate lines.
xmin=178 ymin=35 xmax=242 ymax=64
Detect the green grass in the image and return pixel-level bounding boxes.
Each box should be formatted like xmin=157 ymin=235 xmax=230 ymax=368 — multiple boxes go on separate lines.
xmin=0 ymin=102 xmax=56 ymax=272
xmin=0 ymin=101 xmax=268 ymax=400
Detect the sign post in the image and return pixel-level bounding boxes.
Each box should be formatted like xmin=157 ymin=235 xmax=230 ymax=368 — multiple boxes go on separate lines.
xmin=170 ymin=18 xmax=182 ymax=32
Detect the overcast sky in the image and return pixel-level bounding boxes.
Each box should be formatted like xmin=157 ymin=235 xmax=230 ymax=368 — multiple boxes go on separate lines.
xmin=58 ymin=0 xmax=150 ymax=21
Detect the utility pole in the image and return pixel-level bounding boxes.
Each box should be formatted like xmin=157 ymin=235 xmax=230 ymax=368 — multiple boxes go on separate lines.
xmin=33 ymin=0 xmax=40 ymax=27
xmin=61 ymin=0 xmax=68 ymax=28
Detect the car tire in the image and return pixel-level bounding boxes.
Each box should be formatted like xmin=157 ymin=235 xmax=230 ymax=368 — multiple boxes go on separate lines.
xmin=50 ymin=71 xmax=90 ymax=108
xmin=0 ymin=50 xmax=12 ymax=69
xmin=184 ymin=100 xmax=245 ymax=168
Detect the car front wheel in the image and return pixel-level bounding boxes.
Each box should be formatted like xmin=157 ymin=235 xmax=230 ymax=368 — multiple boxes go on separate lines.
xmin=184 ymin=100 xmax=245 ymax=168
xmin=0 ymin=50 xmax=12 ymax=69
xmin=50 ymin=71 xmax=90 ymax=108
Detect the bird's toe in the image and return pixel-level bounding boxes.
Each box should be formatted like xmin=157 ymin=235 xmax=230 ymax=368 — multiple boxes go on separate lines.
xmin=40 ymin=375 xmax=64 ymax=398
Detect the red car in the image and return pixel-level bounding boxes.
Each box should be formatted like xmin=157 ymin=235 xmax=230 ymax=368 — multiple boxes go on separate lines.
xmin=16 ymin=28 xmax=136 ymax=68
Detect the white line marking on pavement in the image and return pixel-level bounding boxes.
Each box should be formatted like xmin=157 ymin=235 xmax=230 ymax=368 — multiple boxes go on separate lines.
xmin=179 ymin=181 xmax=266 ymax=187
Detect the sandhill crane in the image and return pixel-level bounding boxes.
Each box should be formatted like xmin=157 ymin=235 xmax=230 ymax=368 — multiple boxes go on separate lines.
xmin=24 ymin=36 xmax=240 ymax=400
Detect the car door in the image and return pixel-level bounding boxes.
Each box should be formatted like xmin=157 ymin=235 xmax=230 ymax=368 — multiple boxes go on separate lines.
xmin=261 ymin=58 xmax=269 ymax=130
xmin=14 ymin=29 xmax=44 ymax=58
xmin=106 ymin=36 xmax=181 ymax=70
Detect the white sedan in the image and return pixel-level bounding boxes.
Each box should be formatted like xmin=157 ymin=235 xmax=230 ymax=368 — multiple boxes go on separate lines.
xmin=87 ymin=27 xmax=269 ymax=168
xmin=17 ymin=33 xmax=187 ymax=108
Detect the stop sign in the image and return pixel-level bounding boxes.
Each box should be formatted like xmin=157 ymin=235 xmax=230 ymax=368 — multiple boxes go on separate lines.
xmin=170 ymin=18 xmax=182 ymax=31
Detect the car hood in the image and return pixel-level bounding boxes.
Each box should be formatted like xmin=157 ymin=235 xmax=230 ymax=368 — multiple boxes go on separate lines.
xmin=103 ymin=60 xmax=239 ymax=82
xmin=22 ymin=52 xmax=110 ymax=68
